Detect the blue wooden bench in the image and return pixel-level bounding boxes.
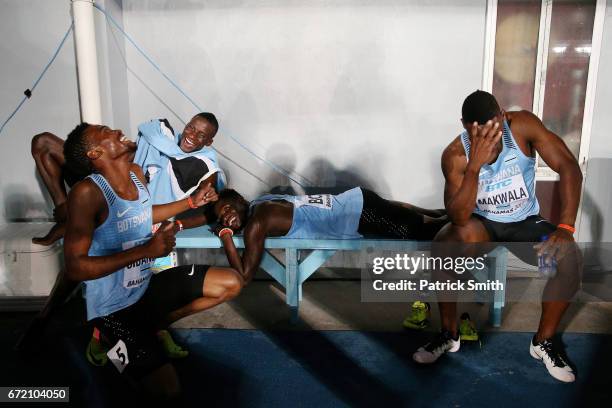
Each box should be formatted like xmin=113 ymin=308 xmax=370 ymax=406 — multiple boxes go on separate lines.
xmin=176 ymin=226 xmax=508 ymax=327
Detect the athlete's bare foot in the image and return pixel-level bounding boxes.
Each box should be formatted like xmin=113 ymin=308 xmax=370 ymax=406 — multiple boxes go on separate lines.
xmin=32 ymin=222 xmax=65 ymax=246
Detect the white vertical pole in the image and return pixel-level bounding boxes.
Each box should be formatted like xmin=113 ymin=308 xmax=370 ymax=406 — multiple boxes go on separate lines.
xmin=532 ymin=0 xmax=553 ymax=120
xmin=577 ymin=0 xmax=607 ymax=169
xmin=576 ymin=0 xmax=607 ymax=242
xmin=533 ymin=0 xmax=553 ymax=179
xmin=481 ymin=0 xmax=498 ymax=92
xmin=71 ymin=0 xmax=102 ymax=124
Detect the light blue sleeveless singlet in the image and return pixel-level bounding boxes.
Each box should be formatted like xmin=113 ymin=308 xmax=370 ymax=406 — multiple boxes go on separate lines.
xmin=249 ymin=187 xmax=364 ymax=239
xmin=83 ymin=172 xmax=154 ymax=320
xmin=460 ymin=120 xmax=540 ymax=222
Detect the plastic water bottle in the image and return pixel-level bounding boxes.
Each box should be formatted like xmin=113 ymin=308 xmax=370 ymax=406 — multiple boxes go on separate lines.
xmin=538 ymin=235 xmax=557 ymax=278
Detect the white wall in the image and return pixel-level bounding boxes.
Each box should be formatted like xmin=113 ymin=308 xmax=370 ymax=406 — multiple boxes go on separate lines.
xmin=0 ymin=0 xmax=79 ymax=223
xmin=121 ymin=0 xmax=488 ymax=206
xmin=2 ymin=0 xmax=609 ymax=229
xmin=0 ymin=0 xmax=491 ymax=222
xmin=579 ymin=3 xmax=612 ymax=244
xmin=0 ymin=0 xmax=130 ymax=224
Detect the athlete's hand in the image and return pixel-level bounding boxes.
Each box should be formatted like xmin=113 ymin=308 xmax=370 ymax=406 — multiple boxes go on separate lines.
xmin=467 ymin=120 xmax=503 ymax=170
xmin=145 ymin=221 xmax=176 ymax=258
xmin=191 ymin=183 xmax=218 ymax=207
xmin=533 ymin=228 xmax=575 ymax=262
xmin=212 ymin=223 xmax=230 ymax=236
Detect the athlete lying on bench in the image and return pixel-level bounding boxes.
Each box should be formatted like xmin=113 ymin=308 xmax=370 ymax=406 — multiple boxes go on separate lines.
xmin=212 ymin=187 xmax=447 ymax=283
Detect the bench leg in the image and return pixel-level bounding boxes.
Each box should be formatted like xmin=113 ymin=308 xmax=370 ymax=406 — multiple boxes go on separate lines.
xmin=285 ymin=248 xmax=300 ymax=322
xmin=260 ymin=250 xmax=287 ymax=287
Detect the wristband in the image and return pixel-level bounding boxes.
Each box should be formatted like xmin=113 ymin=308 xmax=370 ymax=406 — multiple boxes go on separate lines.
xmin=176 ymin=220 xmax=184 ymax=232
xmin=187 ymin=195 xmax=198 ymax=209
xmin=218 ymin=227 xmax=234 ymax=238
xmin=557 ymin=224 xmax=576 ymax=234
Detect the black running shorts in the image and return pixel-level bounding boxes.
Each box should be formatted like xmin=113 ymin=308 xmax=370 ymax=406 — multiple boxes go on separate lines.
xmin=358 ymin=189 xmax=443 ymax=240
xmin=93 ymin=264 xmax=209 ymax=379
xmin=473 ymin=214 xmax=556 ymax=242
xmin=473 ymin=214 xmax=557 ymax=266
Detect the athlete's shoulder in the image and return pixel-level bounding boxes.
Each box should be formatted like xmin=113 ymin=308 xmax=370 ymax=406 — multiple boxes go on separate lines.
xmin=252 ymin=199 xmax=285 ymax=215
xmin=67 ymin=178 xmax=104 ymax=207
xmin=506 ymin=109 xmax=537 ymax=121
xmin=441 ymin=136 xmax=467 ymax=177
xmin=70 ymin=177 xmax=97 ymax=195
xmin=244 ymin=203 xmax=272 ymax=235
xmin=506 ymin=110 xmax=544 ymax=129
xmin=506 ymin=110 xmax=547 ymax=140
xmin=442 ymin=136 xmax=465 ymax=161
xmin=129 ymin=163 xmax=148 ymax=183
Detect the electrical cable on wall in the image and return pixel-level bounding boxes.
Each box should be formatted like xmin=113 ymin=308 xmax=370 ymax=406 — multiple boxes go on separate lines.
xmin=0 ymin=23 xmax=74 ymax=135
xmin=0 ymin=5 xmax=313 ymax=189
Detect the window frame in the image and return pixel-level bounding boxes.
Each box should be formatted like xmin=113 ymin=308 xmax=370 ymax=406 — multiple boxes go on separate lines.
xmin=483 ymin=0 xmax=607 ymax=182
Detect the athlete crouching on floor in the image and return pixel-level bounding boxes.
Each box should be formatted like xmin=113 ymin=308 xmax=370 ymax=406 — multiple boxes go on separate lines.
xmin=412 ymin=91 xmax=582 ymax=383
xmin=62 ymin=123 xmax=242 ymax=399
xmin=22 ymin=113 xmax=223 ymax=358
xmin=211 ymin=187 xmax=447 ymax=283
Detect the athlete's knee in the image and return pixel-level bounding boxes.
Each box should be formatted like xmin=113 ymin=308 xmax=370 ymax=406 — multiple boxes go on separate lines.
xmin=434 ymin=222 xmax=480 ymax=243
xmin=31 ymin=132 xmax=56 ymax=156
xmin=223 ymin=269 xmax=243 ymax=300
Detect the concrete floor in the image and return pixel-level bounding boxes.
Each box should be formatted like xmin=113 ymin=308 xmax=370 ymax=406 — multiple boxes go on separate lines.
xmin=172 ymin=268 xmax=612 ymax=334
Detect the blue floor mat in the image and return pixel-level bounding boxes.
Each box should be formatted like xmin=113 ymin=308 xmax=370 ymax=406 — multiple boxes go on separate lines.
xmin=172 ymin=330 xmax=612 ymax=408
xmin=3 ymin=326 xmax=611 ymax=407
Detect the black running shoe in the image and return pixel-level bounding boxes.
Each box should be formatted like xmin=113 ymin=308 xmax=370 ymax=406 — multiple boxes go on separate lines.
xmin=413 ymin=330 xmax=460 ymax=364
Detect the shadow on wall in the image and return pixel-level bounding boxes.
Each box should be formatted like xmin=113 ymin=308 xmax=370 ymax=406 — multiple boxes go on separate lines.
xmin=581 ymin=190 xmax=604 ymax=243
xmin=261 ymin=142 xmax=391 ymax=197
xmin=3 ymin=183 xmax=51 ymax=222
xmin=303 ymin=156 xmax=388 ymax=195
xmin=264 ymin=143 xmax=303 ymax=195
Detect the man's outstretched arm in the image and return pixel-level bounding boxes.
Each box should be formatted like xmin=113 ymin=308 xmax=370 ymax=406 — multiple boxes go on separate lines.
xmin=130 ymin=164 xmax=218 ymax=223
xmin=175 ymin=174 xmax=220 ymax=229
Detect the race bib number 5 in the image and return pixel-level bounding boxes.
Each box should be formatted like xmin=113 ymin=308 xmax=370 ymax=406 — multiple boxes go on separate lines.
xmin=107 ymin=339 xmax=129 ymax=373
xmin=294 ymin=194 xmax=333 ymax=210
